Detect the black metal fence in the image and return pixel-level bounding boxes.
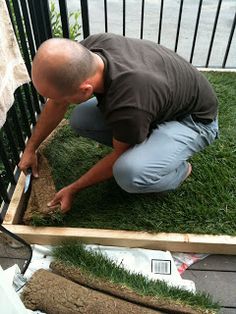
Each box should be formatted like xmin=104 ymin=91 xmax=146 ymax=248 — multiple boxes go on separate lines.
xmin=0 ymin=0 xmax=236 ymax=216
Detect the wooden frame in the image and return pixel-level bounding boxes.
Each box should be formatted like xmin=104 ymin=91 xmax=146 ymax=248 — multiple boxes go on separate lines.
xmin=2 ymin=172 xmax=236 ymax=255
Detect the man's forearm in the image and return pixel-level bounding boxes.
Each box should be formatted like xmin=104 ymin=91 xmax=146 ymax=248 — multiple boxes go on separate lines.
xmin=68 ymin=151 xmax=121 ymax=194
xmin=48 ymin=138 xmax=130 ymax=212
xmin=26 ymin=98 xmax=68 ymax=152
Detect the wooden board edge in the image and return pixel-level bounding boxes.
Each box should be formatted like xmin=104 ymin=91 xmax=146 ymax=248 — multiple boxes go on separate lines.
xmin=198 ymin=68 xmax=236 ymax=72
xmin=2 ymin=224 xmax=236 ymax=255
xmin=3 ymin=172 xmax=26 ymax=225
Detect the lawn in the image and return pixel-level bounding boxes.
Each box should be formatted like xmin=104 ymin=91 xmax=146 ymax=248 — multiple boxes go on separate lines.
xmin=41 ymin=72 xmax=236 ymax=235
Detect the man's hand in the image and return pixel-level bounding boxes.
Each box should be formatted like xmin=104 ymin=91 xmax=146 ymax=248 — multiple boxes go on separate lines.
xmin=47 ymin=186 xmax=75 ymax=213
xmin=18 ymin=149 xmax=39 ymax=178
xmin=18 ymin=98 xmax=68 ymax=177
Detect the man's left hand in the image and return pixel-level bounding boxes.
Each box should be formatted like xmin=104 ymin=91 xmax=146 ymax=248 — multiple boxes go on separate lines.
xmin=47 ymin=186 xmax=75 ymax=213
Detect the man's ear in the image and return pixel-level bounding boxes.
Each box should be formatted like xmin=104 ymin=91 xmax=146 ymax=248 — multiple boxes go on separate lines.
xmin=80 ymin=82 xmax=93 ymax=96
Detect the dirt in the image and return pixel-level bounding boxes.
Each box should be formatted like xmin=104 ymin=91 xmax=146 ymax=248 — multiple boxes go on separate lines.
xmin=50 ymin=261 xmax=209 ymax=314
xmin=23 ymin=120 xmax=68 ymax=224
xmin=21 ymin=269 xmax=162 ymax=314
xmin=22 ymin=152 xmax=60 ymax=224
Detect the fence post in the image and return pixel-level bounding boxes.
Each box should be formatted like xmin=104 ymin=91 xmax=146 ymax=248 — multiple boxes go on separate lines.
xmin=80 ymin=0 xmax=90 ymax=38
xmin=205 ymin=0 xmax=222 ymax=67
xmin=222 ymin=12 xmax=236 ymax=68
xmin=0 ymin=177 xmax=10 ymax=204
xmin=58 ymin=0 xmax=70 ymax=38
xmin=175 ymin=0 xmax=184 ymax=52
xmin=27 ymin=0 xmax=42 ymax=48
xmin=157 ymin=0 xmax=164 ymax=44
xmin=190 ymin=0 xmax=203 ymax=64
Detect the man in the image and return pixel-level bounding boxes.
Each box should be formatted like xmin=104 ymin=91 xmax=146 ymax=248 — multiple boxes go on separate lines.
xmin=19 ymin=33 xmax=218 ymax=213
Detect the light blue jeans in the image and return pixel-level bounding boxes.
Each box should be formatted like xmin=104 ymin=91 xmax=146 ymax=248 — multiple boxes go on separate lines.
xmin=70 ymin=97 xmax=219 ymax=193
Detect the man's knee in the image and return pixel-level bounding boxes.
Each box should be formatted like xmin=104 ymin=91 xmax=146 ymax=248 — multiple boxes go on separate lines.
xmin=113 ymin=154 xmax=182 ymax=193
xmin=70 ymin=98 xmax=99 ymax=133
xmin=69 ymin=107 xmax=79 ymax=132
xmin=69 ymin=105 xmax=94 ymax=136
xmin=113 ymin=156 xmax=142 ymax=193
xmin=113 ymin=155 xmax=166 ymax=193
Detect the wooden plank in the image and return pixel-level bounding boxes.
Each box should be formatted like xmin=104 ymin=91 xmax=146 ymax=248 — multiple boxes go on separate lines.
xmin=2 ymin=224 xmax=236 ymax=254
xmin=182 ymin=270 xmax=236 ymax=307
xmin=199 ymin=68 xmax=236 ymax=72
xmin=3 ymin=172 xmax=26 ymax=225
xmin=189 ymin=255 xmax=236 ymax=271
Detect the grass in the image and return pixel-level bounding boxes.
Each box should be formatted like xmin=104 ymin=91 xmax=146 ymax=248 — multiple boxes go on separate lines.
xmin=52 ymin=241 xmax=219 ymax=312
xmin=40 ymin=72 xmax=236 ymax=235
xmin=30 ymin=209 xmax=64 ymax=226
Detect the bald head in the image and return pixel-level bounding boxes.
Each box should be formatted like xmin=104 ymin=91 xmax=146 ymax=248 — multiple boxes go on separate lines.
xmin=32 ymin=38 xmax=97 ymax=97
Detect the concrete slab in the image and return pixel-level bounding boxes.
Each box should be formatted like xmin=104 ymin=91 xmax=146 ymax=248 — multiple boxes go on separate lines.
xmin=0 ymin=257 xmax=26 ymax=271
xmin=182 ymin=270 xmax=236 ymax=307
xmin=189 ymin=254 xmax=236 ymax=271
xmin=219 ymin=309 xmax=236 ymax=314
xmin=0 ymin=235 xmax=30 ymax=272
xmin=0 ymin=235 xmax=30 ymax=259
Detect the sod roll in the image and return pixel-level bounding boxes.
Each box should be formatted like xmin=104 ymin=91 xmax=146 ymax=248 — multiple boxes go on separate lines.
xmin=21 ymin=269 xmax=160 ymax=314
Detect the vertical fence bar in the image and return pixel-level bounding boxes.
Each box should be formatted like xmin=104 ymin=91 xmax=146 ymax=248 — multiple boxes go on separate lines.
xmin=0 ymin=137 xmax=16 ymax=185
xmin=158 ymin=0 xmax=164 ymax=44
xmin=33 ymin=0 xmax=50 ymax=42
xmin=8 ymin=106 xmax=25 ymax=151
xmin=80 ymin=0 xmax=90 ymax=38
xmin=123 ymin=0 xmax=126 ymax=36
xmin=222 ymin=12 xmax=236 ymax=68
xmin=190 ymin=0 xmax=203 ymax=64
xmin=205 ymin=0 xmax=222 ymax=67
xmin=41 ymin=0 xmax=53 ymax=38
xmin=140 ymin=0 xmax=145 ymax=39
xmin=104 ymin=0 xmax=108 ymax=32
xmin=27 ymin=0 xmax=42 ymax=48
xmin=58 ymin=0 xmax=70 ymax=38
xmin=15 ymin=90 xmax=31 ymax=138
xmin=5 ymin=0 xmax=17 ymax=34
xmin=12 ymin=0 xmax=32 ymax=74
xmin=39 ymin=0 xmax=51 ymax=40
xmin=22 ymin=85 xmax=36 ymax=126
xmin=175 ymin=0 xmax=184 ymax=52
xmin=30 ymin=84 xmax=41 ymax=115
xmin=18 ymin=0 xmax=42 ymax=115
xmin=18 ymin=0 xmax=45 ymax=110
xmin=3 ymin=121 xmax=20 ymax=164
xmin=0 ymin=176 xmax=10 ymax=204
xmin=20 ymin=0 xmax=36 ymax=60
xmin=32 ymin=1 xmax=46 ymax=43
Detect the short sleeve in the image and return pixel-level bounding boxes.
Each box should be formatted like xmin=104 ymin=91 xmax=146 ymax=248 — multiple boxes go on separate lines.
xmin=106 ymin=108 xmax=153 ymax=145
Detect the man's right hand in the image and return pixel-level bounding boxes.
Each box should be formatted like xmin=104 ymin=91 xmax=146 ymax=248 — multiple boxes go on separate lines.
xmin=17 ymin=98 xmax=68 ymax=178
xmin=18 ymin=149 xmax=39 ymax=178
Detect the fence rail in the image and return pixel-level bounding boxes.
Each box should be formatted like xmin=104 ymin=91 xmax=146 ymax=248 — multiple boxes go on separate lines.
xmin=0 ymin=0 xmax=236 ymax=217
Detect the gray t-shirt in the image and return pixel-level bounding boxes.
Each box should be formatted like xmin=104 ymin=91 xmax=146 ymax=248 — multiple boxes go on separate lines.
xmin=81 ymin=33 xmax=218 ymax=145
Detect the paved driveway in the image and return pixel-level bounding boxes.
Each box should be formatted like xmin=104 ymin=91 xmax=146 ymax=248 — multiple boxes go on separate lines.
xmin=66 ymin=0 xmax=236 ymax=68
